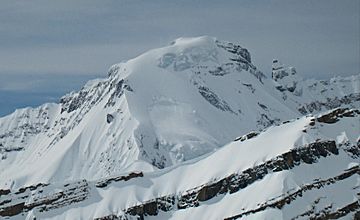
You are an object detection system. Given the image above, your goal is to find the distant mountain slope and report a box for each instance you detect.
[0,36,359,192]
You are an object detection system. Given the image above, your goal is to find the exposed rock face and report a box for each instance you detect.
[298,93,360,114]
[0,181,88,217]
[95,172,144,188]
[272,59,296,80]
[225,166,360,220]
[234,131,258,142]
[106,114,114,124]
[0,173,144,218]
[198,86,235,114]
[272,59,300,93]
[216,40,266,83]
[316,108,360,124]
[215,40,252,63]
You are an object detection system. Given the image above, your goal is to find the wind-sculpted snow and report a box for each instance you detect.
[0,37,359,218]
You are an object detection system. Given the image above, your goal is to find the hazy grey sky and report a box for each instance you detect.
[0,0,359,116]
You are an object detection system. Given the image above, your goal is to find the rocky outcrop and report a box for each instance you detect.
[234,131,258,142]
[0,180,89,217]
[225,165,360,220]
[105,79,133,108]
[100,140,346,219]
[95,172,144,188]
[216,40,266,83]
[106,114,114,123]
[316,108,360,124]
[215,40,252,64]
[309,201,359,220]
[298,93,360,114]
[272,59,300,93]
[198,86,235,114]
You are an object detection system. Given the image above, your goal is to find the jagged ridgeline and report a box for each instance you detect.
[0,36,359,219]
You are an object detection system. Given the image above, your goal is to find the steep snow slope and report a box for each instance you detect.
[0,36,359,190]
[1,108,359,219]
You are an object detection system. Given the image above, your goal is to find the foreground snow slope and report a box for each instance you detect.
[0,36,359,190]
[1,108,359,219]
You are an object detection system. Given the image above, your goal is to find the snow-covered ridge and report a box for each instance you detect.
[0,36,359,192]
[1,108,359,219]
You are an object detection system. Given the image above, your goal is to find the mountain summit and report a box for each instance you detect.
[0,36,359,219]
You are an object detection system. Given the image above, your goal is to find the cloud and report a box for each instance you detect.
[0,73,101,91]
[0,0,358,78]
[0,43,156,75]
[0,0,359,115]
[0,73,102,116]
[0,80,43,91]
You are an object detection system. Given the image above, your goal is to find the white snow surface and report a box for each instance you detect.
[4,112,358,220]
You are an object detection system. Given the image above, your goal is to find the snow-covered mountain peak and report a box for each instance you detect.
[0,36,359,220]
[107,36,256,79]
[0,36,359,193]
[0,36,272,188]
